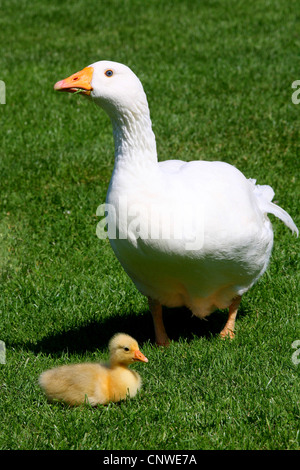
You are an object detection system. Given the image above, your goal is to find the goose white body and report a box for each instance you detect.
[108,159,276,318]
[55,61,298,342]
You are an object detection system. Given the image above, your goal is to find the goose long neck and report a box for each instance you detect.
[109,99,158,169]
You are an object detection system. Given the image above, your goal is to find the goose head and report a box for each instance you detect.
[108,333,148,367]
[54,60,147,117]
[54,60,157,162]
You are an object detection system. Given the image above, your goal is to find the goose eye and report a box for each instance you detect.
[105,69,113,77]
[123,347,130,352]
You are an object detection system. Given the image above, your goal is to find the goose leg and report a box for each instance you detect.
[220,295,242,339]
[148,297,170,346]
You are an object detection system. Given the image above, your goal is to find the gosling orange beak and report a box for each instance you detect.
[54,66,94,95]
[134,350,148,363]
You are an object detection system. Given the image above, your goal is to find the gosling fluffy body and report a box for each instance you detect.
[39,333,148,406]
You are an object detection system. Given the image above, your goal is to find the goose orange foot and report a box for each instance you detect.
[219,295,242,340]
[148,297,170,346]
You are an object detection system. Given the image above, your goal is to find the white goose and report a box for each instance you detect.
[54,61,298,345]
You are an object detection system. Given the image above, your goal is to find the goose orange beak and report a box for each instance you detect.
[54,66,94,95]
[134,350,148,363]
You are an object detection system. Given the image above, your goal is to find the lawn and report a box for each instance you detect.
[0,0,299,451]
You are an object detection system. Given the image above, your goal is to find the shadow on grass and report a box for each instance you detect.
[18,304,247,356]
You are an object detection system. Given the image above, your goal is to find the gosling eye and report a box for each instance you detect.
[105,69,114,77]
[123,347,130,352]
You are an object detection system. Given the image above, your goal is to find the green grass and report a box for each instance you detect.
[0,0,299,450]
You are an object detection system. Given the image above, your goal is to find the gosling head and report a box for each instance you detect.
[108,333,148,367]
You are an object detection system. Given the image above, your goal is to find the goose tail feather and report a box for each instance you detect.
[249,179,299,236]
